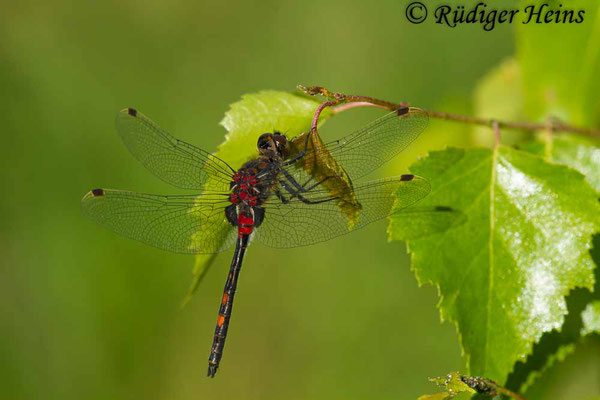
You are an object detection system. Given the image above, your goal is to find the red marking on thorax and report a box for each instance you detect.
[230,172,260,207]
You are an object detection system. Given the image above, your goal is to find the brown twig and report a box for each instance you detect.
[299,85,600,140]
[311,100,338,133]
[425,110,600,139]
[332,101,389,113]
[493,385,529,400]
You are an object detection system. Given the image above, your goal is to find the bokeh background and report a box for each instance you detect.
[1,0,598,399]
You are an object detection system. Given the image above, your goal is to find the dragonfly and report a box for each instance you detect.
[81,105,430,377]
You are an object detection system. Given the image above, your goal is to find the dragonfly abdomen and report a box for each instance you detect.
[208,232,250,377]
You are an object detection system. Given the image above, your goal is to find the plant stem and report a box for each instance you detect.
[332,102,389,113]
[493,385,529,400]
[311,100,338,133]
[424,109,600,139]
[301,85,600,139]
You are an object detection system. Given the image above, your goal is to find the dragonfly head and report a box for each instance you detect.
[257,132,290,158]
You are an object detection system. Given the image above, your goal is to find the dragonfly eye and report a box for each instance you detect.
[257,133,273,150]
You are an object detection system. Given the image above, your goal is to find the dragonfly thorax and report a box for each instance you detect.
[229,172,260,207]
[225,161,276,231]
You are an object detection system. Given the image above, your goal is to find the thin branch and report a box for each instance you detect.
[299,85,600,139]
[493,385,529,400]
[425,109,600,139]
[332,102,389,113]
[311,100,338,133]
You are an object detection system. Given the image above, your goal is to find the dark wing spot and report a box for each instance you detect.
[396,107,409,116]
[91,188,105,197]
[400,174,414,181]
[127,108,138,117]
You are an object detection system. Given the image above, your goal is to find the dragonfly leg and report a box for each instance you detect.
[302,176,337,192]
[280,169,338,193]
[275,189,290,204]
[301,176,315,187]
[282,129,314,166]
[278,179,298,197]
[295,193,338,205]
[296,175,340,192]
[279,180,338,205]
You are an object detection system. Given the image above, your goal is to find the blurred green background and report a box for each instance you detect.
[1,0,597,399]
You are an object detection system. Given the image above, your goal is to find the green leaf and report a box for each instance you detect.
[430,372,477,394]
[418,372,476,400]
[521,133,600,194]
[389,206,467,241]
[417,393,451,400]
[492,0,600,387]
[517,0,600,125]
[389,147,600,383]
[181,253,218,307]
[506,234,600,392]
[506,293,581,393]
[187,91,331,301]
[417,392,473,400]
[420,372,533,400]
[581,300,600,335]
[513,343,577,393]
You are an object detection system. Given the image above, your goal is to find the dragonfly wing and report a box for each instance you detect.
[256,175,430,248]
[286,107,428,181]
[81,189,236,254]
[116,108,234,190]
